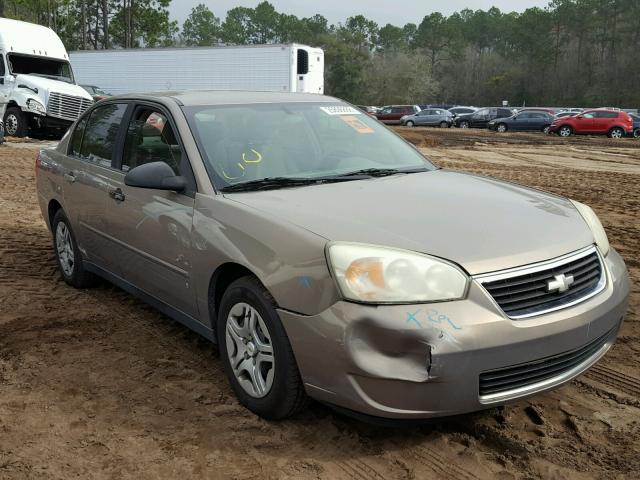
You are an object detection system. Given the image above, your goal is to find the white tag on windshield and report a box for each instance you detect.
[320,106,362,116]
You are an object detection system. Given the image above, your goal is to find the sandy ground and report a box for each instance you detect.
[0,130,639,479]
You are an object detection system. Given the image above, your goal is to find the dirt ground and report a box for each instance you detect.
[0,130,639,480]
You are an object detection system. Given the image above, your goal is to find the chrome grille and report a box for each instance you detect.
[47,92,93,122]
[476,247,605,319]
[479,327,612,397]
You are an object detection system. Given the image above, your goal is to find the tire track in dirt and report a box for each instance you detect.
[335,458,387,480]
[585,364,640,397]
[405,446,480,480]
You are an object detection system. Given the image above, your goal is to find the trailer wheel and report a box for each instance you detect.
[4,107,28,137]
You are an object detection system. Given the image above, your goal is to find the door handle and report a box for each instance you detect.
[109,188,126,202]
[63,172,76,183]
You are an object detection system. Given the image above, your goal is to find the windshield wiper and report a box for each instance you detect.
[333,167,430,178]
[220,176,357,193]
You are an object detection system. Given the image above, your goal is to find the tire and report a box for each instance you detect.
[51,209,98,288]
[608,127,624,139]
[439,121,449,128]
[496,123,508,133]
[217,276,307,420]
[558,125,572,137]
[543,125,551,134]
[634,128,640,139]
[459,120,470,128]
[405,120,415,128]
[3,107,28,137]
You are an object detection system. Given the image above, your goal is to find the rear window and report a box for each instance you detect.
[79,103,128,168]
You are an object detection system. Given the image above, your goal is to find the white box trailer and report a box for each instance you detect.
[70,44,324,95]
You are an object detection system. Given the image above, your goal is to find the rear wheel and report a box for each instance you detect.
[405,120,415,127]
[558,125,572,137]
[439,121,449,128]
[52,209,98,288]
[608,127,624,139]
[496,123,508,133]
[543,125,551,134]
[3,107,28,138]
[634,128,640,139]
[459,120,470,129]
[217,276,307,420]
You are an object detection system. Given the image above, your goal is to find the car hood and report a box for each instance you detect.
[225,170,594,275]
[14,74,93,100]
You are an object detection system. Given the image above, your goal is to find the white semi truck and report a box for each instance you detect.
[70,44,324,95]
[0,18,93,137]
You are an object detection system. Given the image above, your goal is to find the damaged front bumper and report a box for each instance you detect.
[278,248,630,419]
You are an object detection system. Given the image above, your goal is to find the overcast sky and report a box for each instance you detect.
[170,1,550,26]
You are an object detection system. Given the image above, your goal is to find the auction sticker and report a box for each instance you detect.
[340,115,374,134]
[320,105,362,115]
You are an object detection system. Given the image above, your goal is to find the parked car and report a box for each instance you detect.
[453,107,516,128]
[630,113,640,138]
[448,106,477,117]
[488,111,555,133]
[37,91,629,421]
[81,85,111,102]
[356,105,378,115]
[375,105,421,124]
[548,109,634,138]
[401,108,453,128]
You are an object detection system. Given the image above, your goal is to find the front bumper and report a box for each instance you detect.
[279,248,630,419]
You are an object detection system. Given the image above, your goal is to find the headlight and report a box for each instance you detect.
[27,99,46,114]
[570,200,610,256]
[326,243,469,303]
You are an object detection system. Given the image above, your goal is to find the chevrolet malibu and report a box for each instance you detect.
[36,92,630,420]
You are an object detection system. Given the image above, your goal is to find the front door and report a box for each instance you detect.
[0,53,10,123]
[106,105,199,318]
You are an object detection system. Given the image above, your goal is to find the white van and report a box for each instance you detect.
[0,18,93,137]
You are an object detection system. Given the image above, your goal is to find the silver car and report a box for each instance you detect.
[401,108,453,128]
[36,91,630,420]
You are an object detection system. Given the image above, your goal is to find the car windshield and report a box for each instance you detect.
[184,103,435,190]
[7,53,74,83]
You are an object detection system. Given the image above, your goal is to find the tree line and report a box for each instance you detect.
[1,0,639,108]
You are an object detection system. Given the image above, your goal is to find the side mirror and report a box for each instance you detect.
[124,161,187,192]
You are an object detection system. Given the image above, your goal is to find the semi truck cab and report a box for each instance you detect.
[0,18,93,137]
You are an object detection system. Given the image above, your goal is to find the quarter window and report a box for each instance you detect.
[122,108,182,175]
[69,115,89,157]
[79,103,128,168]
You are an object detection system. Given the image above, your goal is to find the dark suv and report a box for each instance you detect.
[453,107,516,129]
[375,105,421,125]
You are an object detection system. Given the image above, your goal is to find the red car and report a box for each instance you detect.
[549,109,634,138]
[375,105,420,125]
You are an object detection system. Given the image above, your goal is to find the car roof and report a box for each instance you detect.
[105,90,342,107]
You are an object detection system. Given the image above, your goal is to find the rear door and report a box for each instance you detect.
[593,111,617,133]
[62,102,129,274]
[105,103,199,317]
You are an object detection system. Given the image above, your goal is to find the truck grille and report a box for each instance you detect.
[479,327,612,397]
[47,92,93,122]
[476,247,605,319]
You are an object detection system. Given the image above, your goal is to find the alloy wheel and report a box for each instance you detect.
[497,124,507,133]
[460,121,470,128]
[559,126,571,137]
[55,222,75,277]
[225,302,275,399]
[610,128,623,139]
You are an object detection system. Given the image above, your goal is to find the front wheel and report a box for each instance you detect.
[459,120,470,128]
[439,121,449,128]
[217,276,307,420]
[608,127,624,139]
[405,120,415,127]
[3,107,28,137]
[496,123,508,133]
[558,125,572,137]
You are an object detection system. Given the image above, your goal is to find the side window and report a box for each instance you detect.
[122,108,182,175]
[69,114,89,157]
[79,103,128,168]
[583,112,595,119]
[517,113,531,120]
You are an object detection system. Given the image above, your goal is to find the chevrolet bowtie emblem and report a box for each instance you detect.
[547,274,575,293]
